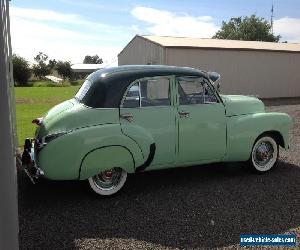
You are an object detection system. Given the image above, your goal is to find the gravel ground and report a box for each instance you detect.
[18,102,300,250]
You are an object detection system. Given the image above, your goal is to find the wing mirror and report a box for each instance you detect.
[208,71,221,92]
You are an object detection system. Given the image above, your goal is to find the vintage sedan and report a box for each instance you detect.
[22,65,292,196]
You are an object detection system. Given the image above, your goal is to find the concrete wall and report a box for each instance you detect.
[118,36,165,66]
[166,48,300,98]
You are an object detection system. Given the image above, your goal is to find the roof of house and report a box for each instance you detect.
[139,35,300,53]
[71,64,103,73]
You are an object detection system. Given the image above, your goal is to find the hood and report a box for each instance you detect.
[220,95,265,116]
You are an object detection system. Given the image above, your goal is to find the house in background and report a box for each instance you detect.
[118,35,300,99]
[71,63,103,79]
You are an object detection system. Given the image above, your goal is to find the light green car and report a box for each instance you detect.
[22,65,292,196]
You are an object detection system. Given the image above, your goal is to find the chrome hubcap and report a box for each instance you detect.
[92,168,123,190]
[254,141,274,166]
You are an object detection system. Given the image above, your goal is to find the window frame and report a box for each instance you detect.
[176,76,221,105]
[120,75,174,108]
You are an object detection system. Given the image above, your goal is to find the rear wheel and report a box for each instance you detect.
[88,167,127,196]
[250,135,278,173]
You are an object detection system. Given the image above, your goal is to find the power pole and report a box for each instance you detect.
[271,2,274,34]
[0,0,19,249]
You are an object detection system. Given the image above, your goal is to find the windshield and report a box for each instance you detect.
[75,80,92,101]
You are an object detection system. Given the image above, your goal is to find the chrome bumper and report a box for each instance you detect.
[21,138,44,184]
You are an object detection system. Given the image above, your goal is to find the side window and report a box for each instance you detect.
[140,78,170,107]
[122,83,140,108]
[122,77,171,108]
[178,77,218,105]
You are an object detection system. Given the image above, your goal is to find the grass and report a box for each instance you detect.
[15,86,81,146]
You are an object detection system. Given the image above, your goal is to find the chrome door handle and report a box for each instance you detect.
[120,113,134,122]
[179,110,190,118]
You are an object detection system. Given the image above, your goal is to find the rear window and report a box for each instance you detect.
[75,80,92,101]
[75,79,106,108]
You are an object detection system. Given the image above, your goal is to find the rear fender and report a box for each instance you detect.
[79,145,135,180]
[37,124,144,180]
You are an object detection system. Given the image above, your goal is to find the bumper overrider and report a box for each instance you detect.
[21,138,44,184]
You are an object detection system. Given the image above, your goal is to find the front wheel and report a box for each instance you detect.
[88,168,127,196]
[250,135,278,173]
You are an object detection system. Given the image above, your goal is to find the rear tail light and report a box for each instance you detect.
[32,117,43,126]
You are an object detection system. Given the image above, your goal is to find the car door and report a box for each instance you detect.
[176,76,226,164]
[120,76,177,169]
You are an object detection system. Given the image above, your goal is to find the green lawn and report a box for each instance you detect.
[15,86,80,146]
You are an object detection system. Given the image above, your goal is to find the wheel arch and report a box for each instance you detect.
[79,145,136,180]
[255,130,285,148]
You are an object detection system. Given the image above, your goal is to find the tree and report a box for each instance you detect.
[48,59,57,69]
[32,52,51,79]
[213,15,280,42]
[83,54,103,64]
[12,54,31,85]
[34,52,48,64]
[55,61,72,79]
[32,62,51,79]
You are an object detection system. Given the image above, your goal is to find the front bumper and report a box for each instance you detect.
[21,138,44,184]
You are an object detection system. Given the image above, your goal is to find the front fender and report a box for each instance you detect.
[225,112,292,162]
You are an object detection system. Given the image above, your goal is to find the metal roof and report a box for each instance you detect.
[141,35,300,52]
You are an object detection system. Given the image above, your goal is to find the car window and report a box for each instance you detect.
[122,77,171,108]
[178,77,218,105]
[140,78,170,107]
[122,83,140,108]
[75,80,92,101]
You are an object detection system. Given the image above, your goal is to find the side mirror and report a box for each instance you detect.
[208,71,221,92]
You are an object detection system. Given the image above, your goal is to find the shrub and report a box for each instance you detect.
[12,54,31,86]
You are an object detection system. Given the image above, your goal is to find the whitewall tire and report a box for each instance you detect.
[250,135,278,173]
[88,168,127,196]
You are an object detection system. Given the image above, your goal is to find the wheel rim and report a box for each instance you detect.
[252,137,277,171]
[92,168,123,191]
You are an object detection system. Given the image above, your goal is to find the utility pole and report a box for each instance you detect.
[0,0,19,249]
[271,2,274,34]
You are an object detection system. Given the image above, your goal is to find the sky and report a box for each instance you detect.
[9,0,300,65]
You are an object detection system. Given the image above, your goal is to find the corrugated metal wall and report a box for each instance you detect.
[166,48,300,98]
[118,36,165,65]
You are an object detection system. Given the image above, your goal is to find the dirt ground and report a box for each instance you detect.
[18,102,300,250]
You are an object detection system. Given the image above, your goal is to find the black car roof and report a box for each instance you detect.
[89,65,207,81]
[82,65,208,108]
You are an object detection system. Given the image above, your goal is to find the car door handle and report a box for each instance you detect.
[120,113,134,122]
[179,110,190,118]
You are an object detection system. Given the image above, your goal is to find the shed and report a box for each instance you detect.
[118,35,300,98]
